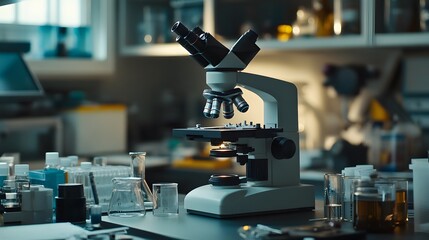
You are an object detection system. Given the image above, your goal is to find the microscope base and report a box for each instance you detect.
[184,184,315,218]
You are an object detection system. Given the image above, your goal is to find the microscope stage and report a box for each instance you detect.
[172,125,282,142]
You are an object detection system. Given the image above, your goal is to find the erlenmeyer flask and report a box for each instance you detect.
[108,177,146,217]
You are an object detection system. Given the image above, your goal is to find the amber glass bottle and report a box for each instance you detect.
[313,0,334,37]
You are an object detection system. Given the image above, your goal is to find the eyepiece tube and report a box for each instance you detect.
[176,36,209,67]
[172,21,229,67]
[172,21,206,51]
[171,21,189,37]
[230,29,260,66]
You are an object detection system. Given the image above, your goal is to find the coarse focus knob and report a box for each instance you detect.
[271,137,296,159]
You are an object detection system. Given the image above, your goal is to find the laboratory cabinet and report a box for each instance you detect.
[20,0,115,79]
[119,0,204,56]
[119,0,429,56]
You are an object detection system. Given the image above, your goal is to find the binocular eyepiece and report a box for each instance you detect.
[172,22,229,67]
[171,21,260,68]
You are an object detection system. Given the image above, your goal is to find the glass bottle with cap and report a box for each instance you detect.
[44,152,65,200]
[14,164,30,193]
[59,157,72,183]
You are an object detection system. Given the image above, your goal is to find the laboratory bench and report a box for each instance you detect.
[145,165,412,200]
[101,195,429,240]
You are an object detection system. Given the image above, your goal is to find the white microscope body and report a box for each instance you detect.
[171,22,314,218]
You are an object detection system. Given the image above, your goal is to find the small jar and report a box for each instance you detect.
[353,180,396,233]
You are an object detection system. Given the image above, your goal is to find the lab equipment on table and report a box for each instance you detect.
[29,152,65,208]
[129,152,153,207]
[108,177,146,218]
[152,183,179,216]
[14,164,30,192]
[0,162,9,188]
[409,158,429,233]
[341,165,376,223]
[66,163,131,212]
[0,204,3,226]
[171,21,314,218]
[238,222,366,240]
[324,173,343,222]
[353,179,396,233]
[0,156,14,178]
[1,179,20,212]
[375,178,408,226]
[20,185,53,224]
[55,183,86,223]
[90,204,102,226]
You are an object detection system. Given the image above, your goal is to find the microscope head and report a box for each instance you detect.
[171,21,260,119]
[171,21,260,70]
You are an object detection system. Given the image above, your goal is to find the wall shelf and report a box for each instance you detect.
[119,0,429,56]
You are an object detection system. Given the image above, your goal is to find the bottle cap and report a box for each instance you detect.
[14,164,29,176]
[0,162,9,176]
[45,152,60,166]
[80,162,92,170]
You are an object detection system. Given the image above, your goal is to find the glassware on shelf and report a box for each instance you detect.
[384,0,420,33]
[333,0,361,35]
[313,0,334,37]
[292,7,316,38]
[421,0,429,31]
[108,177,146,217]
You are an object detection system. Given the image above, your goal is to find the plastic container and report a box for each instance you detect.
[55,183,86,223]
[409,158,429,232]
[29,152,65,208]
[67,164,131,212]
[0,163,9,188]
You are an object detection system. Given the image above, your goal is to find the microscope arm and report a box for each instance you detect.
[237,72,299,132]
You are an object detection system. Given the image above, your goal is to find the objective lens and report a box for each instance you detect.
[233,95,249,113]
[203,99,212,118]
[210,98,222,118]
[223,101,234,119]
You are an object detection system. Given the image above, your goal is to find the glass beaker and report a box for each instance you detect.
[108,177,146,217]
[353,180,395,233]
[324,173,344,222]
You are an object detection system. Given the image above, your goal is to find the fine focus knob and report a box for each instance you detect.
[271,137,296,159]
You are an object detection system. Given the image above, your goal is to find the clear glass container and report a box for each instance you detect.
[108,177,146,217]
[129,152,153,204]
[353,180,396,233]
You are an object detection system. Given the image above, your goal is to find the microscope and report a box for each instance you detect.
[171,22,314,218]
